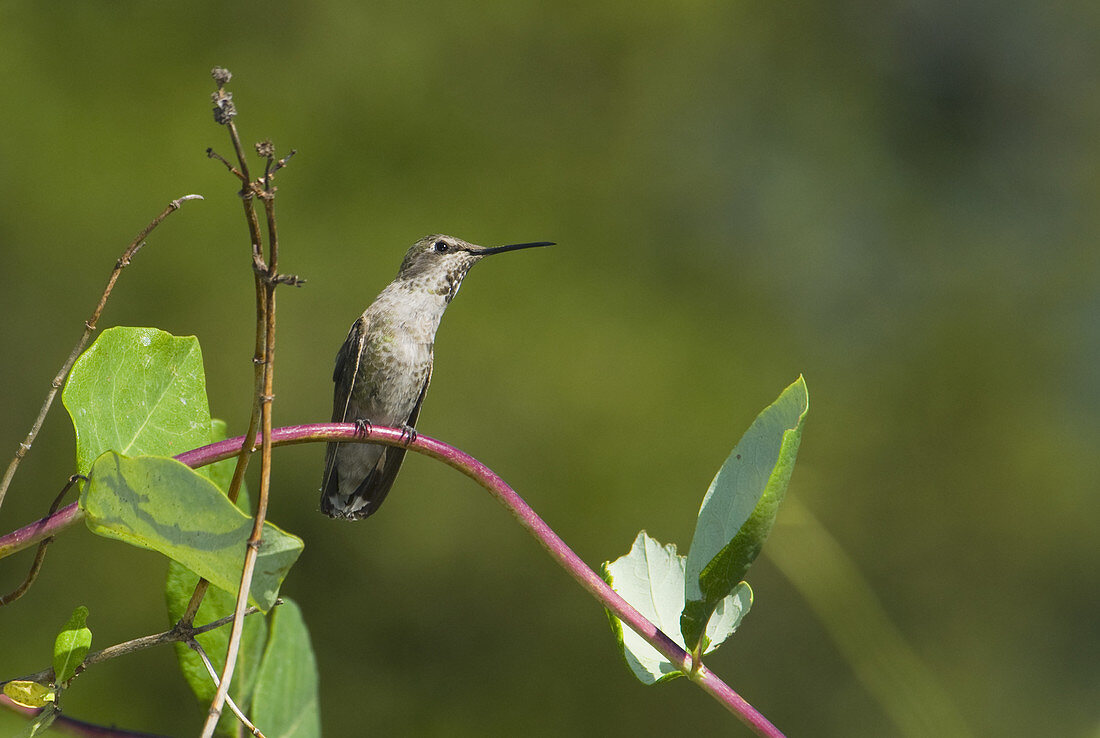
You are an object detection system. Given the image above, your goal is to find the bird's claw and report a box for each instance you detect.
[354,419,373,437]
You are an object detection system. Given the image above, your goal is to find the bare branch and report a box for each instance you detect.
[2,605,270,688]
[189,639,267,737]
[181,68,273,632]
[0,196,202,514]
[206,147,245,182]
[199,69,297,738]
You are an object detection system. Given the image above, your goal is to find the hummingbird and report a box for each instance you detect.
[320,234,553,519]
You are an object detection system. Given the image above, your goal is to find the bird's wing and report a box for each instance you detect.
[320,316,369,501]
[339,360,432,519]
[332,315,369,421]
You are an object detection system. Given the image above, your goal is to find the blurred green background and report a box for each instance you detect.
[2,2,1098,736]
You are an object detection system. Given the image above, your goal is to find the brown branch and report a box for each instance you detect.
[180,69,271,630]
[203,163,282,738]
[188,639,266,737]
[270,149,296,178]
[2,605,270,688]
[205,147,245,182]
[0,194,202,514]
[199,68,296,738]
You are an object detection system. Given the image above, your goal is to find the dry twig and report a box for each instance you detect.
[0,195,202,515]
[2,604,271,688]
[190,639,267,737]
[196,67,298,738]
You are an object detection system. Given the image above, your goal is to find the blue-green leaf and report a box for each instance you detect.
[251,599,321,738]
[681,376,808,651]
[62,326,213,473]
[82,451,302,611]
[601,531,752,685]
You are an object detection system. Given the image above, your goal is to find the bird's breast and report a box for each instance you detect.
[348,327,432,424]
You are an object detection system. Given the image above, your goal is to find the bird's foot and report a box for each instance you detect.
[354,418,373,437]
[399,423,418,446]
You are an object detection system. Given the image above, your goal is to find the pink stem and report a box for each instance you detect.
[1,423,784,737]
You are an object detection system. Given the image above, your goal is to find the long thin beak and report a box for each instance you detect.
[473,241,555,256]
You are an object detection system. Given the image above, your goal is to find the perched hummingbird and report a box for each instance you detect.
[320,234,552,520]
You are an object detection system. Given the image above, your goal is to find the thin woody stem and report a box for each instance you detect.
[2,605,270,688]
[180,71,262,629]
[202,182,281,738]
[189,639,266,737]
[205,147,245,182]
[0,195,202,515]
[184,69,275,632]
[200,68,291,738]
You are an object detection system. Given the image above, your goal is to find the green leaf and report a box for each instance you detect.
[17,704,58,737]
[52,606,92,684]
[601,533,689,686]
[681,376,808,651]
[166,562,268,737]
[251,599,321,738]
[82,451,302,611]
[2,681,55,709]
[63,326,213,474]
[600,531,752,685]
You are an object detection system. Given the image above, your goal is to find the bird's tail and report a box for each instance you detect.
[319,441,406,520]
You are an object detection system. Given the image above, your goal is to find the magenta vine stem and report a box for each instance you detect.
[1,423,783,737]
[1,694,170,737]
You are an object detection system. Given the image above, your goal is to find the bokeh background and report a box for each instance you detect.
[1,3,1098,736]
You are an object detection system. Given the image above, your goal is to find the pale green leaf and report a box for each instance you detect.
[52,606,92,684]
[82,452,302,611]
[681,376,808,651]
[251,599,321,738]
[63,326,212,474]
[2,681,55,709]
[601,531,752,685]
[701,580,753,655]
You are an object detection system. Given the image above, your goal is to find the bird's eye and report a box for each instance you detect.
[433,240,449,252]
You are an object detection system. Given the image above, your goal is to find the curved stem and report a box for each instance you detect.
[1,695,172,737]
[190,424,784,736]
[0,424,784,737]
[0,503,82,559]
